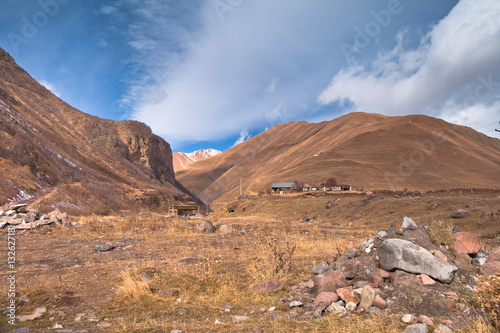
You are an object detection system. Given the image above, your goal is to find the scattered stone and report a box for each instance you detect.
[379,269,390,279]
[232,315,249,323]
[450,209,470,219]
[371,271,384,288]
[367,306,384,315]
[346,249,357,259]
[304,280,315,289]
[316,270,347,294]
[346,241,355,252]
[171,330,183,333]
[378,239,457,283]
[325,201,334,209]
[457,303,466,311]
[359,285,375,310]
[455,252,473,270]
[219,224,233,235]
[253,326,263,333]
[289,300,303,307]
[313,292,339,310]
[139,273,152,281]
[488,247,500,262]
[196,220,214,233]
[405,323,428,333]
[472,258,487,265]
[372,295,386,310]
[158,288,180,297]
[402,314,414,323]
[326,302,347,317]
[434,324,453,333]
[336,287,350,301]
[466,202,474,208]
[480,261,500,278]
[418,315,433,326]
[52,324,63,329]
[402,216,418,230]
[418,274,436,286]
[93,245,114,253]
[428,201,440,210]
[18,295,29,303]
[451,226,459,233]
[313,308,323,318]
[376,230,387,239]
[326,252,337,264]
[17,307,46,322]
[312,261,329,275]
[475,250,488,258]
[268,306,276,312]
[430,250,448,262]
[444,291,459,300]
[445,299,456,308]
[269,314,281,321]
[454,232,480,254]
[178,309,187,316]
[179,256,198,264]
[250,279,284,293]
[344,290,360,305]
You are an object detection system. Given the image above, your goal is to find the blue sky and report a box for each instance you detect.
[0,0,499,153]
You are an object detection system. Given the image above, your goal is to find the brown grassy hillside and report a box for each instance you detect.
[0,47,192,214]
[177,113,500,204]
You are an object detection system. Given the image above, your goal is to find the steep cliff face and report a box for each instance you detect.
[0,47,190,213]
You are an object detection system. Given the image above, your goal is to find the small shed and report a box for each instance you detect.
[169,205,200,216]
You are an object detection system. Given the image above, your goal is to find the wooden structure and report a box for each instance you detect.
[169,205,200,216]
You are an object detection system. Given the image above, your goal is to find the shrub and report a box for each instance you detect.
[473,274,500,327]
[99,205,111,216]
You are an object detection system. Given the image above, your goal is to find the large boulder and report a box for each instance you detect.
[454,232,480,254]
[196,220,214,233]
[378,239,457,283]
[249,279,284,293]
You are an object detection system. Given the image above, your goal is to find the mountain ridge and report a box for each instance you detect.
[176,112,500,205]
[173,148,221,172]
[0,47,192,214]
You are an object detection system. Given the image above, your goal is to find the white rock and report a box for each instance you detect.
[346,301,357,311]
[232,315,249,323]
[289,300,303,307]
[402,314,414,323]
[402,216,418,230]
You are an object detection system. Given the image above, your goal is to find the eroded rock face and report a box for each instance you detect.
[378,239,457,283]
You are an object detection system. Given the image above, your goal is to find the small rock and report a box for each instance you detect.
[434,324,453,333]
[18,295,29,303]
[457,303,466,311]
[219,224,233,235]
[93,245,114,253]
[178,309,187,315]
[480,261,500,278]
[158,288,180,297]
[313,292,339,310]
[454,232,480,254]
[450,209,470,219]
[316,270,347,294]
[52,324,63,329]
[444,291,459,300]
[417,315,433,326]
[17,307,46,322]
[472,258,487,265]
[346,249,357,259]
[312,261,329,275]
[325,200,334,209]
[344,290,361,305]
[430,250,448,262]
[269,314,281,321]
[289,300,303,308]
[402,216,418,230]
[171,330,183,333]
[466,202,474,208]
[326,302,347,317]
[405,323,428,333]
[451,226,459,233]
[196,220,214,233]
[402,314,414,323]
[346,301,357,311]
[179,256,198,264]
[418,274,435,286]
[476,250,488,258]
[253,326,263,333]
[214,319,222,324]
[359,285,375,310]
[487,247,500,261]
[376,230,387,239]
[367,306,384,315]
[372,295,386,310]
[346,241,355,252]
[268,306,276,312]
[379,269,390,279]
[140,273,152,281]
[304,280,315,289]
[232,315,249,323]
[250,279,284,293]
[10,328,30,333]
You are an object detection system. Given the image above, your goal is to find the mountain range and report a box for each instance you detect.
[176,112,500,205]
[173,148,221,172]
[0,47,192,214]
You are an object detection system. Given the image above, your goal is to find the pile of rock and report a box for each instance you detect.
[250,216,499,330]
[0,204,71,229]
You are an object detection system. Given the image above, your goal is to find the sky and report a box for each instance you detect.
[0,0,499,152]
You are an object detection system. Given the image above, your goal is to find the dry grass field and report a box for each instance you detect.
[1,191,499,332]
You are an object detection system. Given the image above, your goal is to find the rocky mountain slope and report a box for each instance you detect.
[176,113,500,205]
[0,47,192,214]
[173,148,221,172]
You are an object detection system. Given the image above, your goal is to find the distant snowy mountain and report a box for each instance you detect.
[173,149,221,172]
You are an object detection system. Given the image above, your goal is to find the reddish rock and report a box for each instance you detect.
[441,319,453,325]
[313,292,339,310]
[326,252,337,265]
[454,232,480,254]
[389,270,419,287]
[344,290,361,305]
[444,291,459,300]
[430,250,448,262]
[445,299,456,309]
[395,229,404,235]
[250,279,284,293]
[455,252,473,270]
[372,295,386,310]
[418,274,436,286]
[480,261,500,278]
[418,315,434,326]
[316,270,347,294]
[303,280,315,289]
[346,241,355,252]
[379,269,390,279]
[336,287,352,301]
[487,247,500,262]
[371,271,385,288]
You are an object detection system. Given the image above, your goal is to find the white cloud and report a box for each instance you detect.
[265,79,278,93]
[40,80,61,98]
[232,130,251,147]
[100,6,117,15]
[318,0,500,136]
